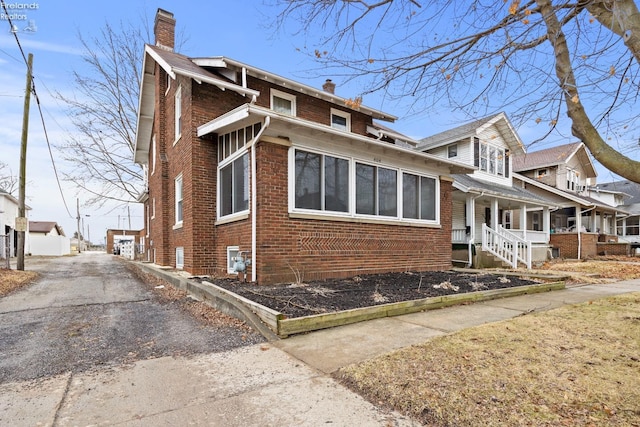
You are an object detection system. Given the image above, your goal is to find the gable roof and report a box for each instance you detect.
[416,112,526,155]
[135,45,397,164]
[597,180,640,205]
[29,221,65,236]
[516,173,625,213]
[512,142,597,178]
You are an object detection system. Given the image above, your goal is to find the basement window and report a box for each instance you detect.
[176,247,184,270]
[227,246,240,274]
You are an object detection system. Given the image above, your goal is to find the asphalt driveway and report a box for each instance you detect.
[0,252,264,384]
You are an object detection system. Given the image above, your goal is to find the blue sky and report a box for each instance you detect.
[0,0,631,245]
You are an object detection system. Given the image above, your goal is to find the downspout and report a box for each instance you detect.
[250,116,270,282]
[578,205,597,260]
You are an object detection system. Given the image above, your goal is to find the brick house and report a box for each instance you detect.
[133,9,472,285]
[513,142,628,258]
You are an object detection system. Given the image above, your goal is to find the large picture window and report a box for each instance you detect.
[291,148,438,224]
[295,151,349,212]
[220,153,249,217]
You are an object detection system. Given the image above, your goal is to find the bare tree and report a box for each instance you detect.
[56,21,146,207]
[0,161,18,195]
[273,0,640,182]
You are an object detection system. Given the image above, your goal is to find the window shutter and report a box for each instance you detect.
[474,137,479,167]
[505,149,510,178]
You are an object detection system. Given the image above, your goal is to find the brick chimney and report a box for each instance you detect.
[322,79,336,94]
[154,8,176,51]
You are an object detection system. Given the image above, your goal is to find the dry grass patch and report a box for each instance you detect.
[540,260,640,284]
[0,268,38,297]
[336,292,640,426]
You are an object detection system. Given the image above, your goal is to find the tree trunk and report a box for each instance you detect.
[537,0,640,183]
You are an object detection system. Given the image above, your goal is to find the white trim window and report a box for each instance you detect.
[176,247,184,269]
[175,174,183,225]
[271,89,296,116]
[356,163,398,217]
[174,85,182,142]
[567,169,580,191]
[447,143,457,158]
[291,148,439,224]
[402,173,437,221]
[295,151,349,212]
[219,151,249,218]
[227,246,240,274]
[151,134,157,175]
[330,108,351,131]
[476,139,507,177]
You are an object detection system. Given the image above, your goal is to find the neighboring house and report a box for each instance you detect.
[106,229,145,260]
[0,189,30,259]
[514,143,628,258]
[28,221,70,256]
[133,9,473,284]
[595,180,640,245]
[417,113,556,268]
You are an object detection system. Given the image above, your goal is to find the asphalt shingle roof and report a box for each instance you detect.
[512,142,581,172]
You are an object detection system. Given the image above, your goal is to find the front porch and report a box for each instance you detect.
[451,191,553,269]
[549,206,628,259]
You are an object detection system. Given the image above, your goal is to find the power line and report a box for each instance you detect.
[1,0,74,219]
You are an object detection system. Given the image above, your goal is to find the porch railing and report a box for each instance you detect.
[482,224,532,269]
[451,228,469,243]
[508,229,548,243]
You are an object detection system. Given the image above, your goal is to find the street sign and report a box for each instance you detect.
[15,217,28,232]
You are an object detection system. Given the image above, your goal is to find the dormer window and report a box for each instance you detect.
[330,108,351,131]
[475,138,508,177]
[271,89,296,116]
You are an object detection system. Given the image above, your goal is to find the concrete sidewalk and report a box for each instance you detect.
[276,280,640,374]
[3,269,639,426]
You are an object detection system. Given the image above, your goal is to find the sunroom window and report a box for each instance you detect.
[291,148,439,224]
[295,151,349,212]
[402,173,436,221]
[219,152,249,217]
[356,163,397,217]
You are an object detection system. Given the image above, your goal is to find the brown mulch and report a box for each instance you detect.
[210,270,543,318]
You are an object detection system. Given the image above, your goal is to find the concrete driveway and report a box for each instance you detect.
[0,253,415,426]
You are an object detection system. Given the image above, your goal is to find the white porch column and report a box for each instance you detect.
[491,198,499,230]
[591,209,597,233]
[543,206,550,242]
[622,217,627,237]
[520,203,527,239]
[466,194,475,240]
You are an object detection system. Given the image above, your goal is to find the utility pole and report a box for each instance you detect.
[17,53,33,271]
[76,198,81,253]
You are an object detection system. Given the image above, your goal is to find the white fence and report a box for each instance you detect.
[28,235,71,256]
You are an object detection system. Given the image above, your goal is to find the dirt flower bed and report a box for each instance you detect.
[0,269,38,297]
[212,270,543,318]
